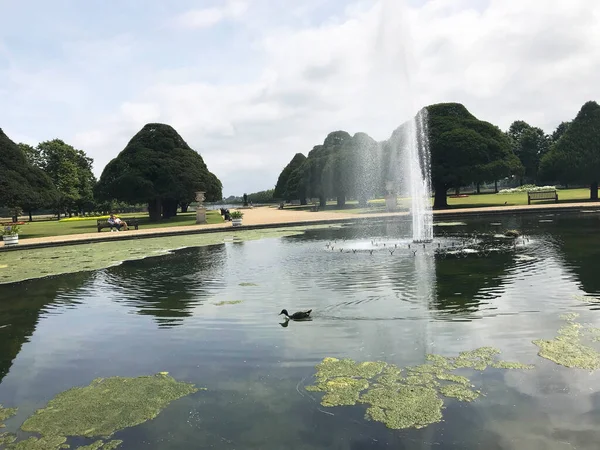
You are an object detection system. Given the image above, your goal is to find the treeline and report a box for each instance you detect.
[0,123,223,221]
[273,101,600,208]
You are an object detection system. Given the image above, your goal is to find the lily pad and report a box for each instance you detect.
[21,373,198,438]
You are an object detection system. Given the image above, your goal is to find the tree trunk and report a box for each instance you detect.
[319,195,326,208]
[11,213,18,223]
[28,210,33,222]
[433,183,448,209]
[148,198,161,221]
[591,181,599,201]
[494,180,498,193]
[454,187,460,196]
[300,196,307,206]
[180,203,189,213]
[162,199,178,219]
[476,182,481,195]
[337,196,346,207]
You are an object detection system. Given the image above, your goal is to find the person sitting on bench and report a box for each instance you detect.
[108,214,128,231]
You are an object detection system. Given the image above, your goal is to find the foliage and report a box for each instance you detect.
[274,153,307,201]
[426,103,524,209]
[246,189,275,203]
[551,121,572,143]
[2,225,20,236]
[539,101,600,199]
[507,120,550,183]
[36,139,97,217]
[230,210,244,219]
[96,123,222,221]
[0,130,57,213]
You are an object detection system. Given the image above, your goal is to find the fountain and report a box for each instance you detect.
[405,108,433,243]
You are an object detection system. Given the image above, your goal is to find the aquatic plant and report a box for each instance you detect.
[0,405,17,423]
[239,282,258,287]
[533,314,600,370]
[0,225,330,285]
[21,373,198,438]
[76,440,123,449]
[0,432,17,446]
[5,435,68,449]
[306,348,533,430]
[214,300,243,306]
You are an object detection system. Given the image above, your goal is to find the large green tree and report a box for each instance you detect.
[274,153,306,201]
[96,123,222,220]
[507,120,550,184]
[427,103,523,209]
[0,130,56,221]
[35,139,96,218]
[539,101,600,200]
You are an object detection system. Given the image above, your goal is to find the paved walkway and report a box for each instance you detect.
[2,202,599,251]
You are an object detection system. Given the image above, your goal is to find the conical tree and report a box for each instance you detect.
[96,123,222,220]
[0,129,56,220]
[540,101,600,200]
[274,153,306,201]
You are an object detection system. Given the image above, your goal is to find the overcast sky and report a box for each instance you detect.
[1,0,598,196]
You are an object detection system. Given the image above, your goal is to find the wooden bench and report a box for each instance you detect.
[527,190,558,205]
[97,218,140,232]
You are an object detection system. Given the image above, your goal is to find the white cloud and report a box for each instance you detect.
[1,0,599,196]
[174,0,248,29]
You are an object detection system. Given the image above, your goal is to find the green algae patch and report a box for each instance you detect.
[0,225,330,285]
[0,405,17,422]
[239,282,258,287]
[0,432,17,446]
[307,348,533,430]
[306,377,369,407]
[533,314,600,370]
[214,300,243,306]
[359,385,443,430]
[21,373,198,438]
[491,361,534,370]
[439,384,481,402]
[6,435,68,449]
[77,440,122,449]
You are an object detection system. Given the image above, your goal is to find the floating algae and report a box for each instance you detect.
[306,348,533,430]
[439,384,481,402]
[214,300,243,306]
[0,405,17,423]
[76,440,123,449]
[359,385,443,429]
[21,373,198,438]
[5,435,68,449]
[0,225,330,285]
[0,432,17,446]
[533,314,600,370]
[239,282,258,287]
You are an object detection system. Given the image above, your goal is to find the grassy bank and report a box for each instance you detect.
[12,211,224,239]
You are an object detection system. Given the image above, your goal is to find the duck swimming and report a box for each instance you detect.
[279,309,312,320]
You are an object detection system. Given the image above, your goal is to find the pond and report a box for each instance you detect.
[1,212,600,449]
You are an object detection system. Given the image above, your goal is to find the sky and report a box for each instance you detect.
[1,0,598,197]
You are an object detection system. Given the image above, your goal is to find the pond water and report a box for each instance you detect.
[1,212,600,449]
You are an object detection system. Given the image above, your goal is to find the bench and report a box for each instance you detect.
[310,203,319,212]
[97,218,139,232]
[527,190,558,205]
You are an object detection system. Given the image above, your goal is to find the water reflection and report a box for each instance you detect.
[103,245,227,327]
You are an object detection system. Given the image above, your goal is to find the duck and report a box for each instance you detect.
[279,309,312,320]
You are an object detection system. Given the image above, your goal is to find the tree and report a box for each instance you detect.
[539,101,600,200]
[285,166,308,205]
[96,123,222,221]
[551,121,572,143]
[36,139,96,218]
[507,120,550,184]
[274,153,306,201]
[0,129,56,221]
[247,189,275,204]
[427,103,523,209]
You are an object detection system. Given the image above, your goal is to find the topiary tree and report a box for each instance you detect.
[274,153,307,201]
[539,101,600,200]
[427,103,523,209]
[96,123,222,221]
[0,129,57,221]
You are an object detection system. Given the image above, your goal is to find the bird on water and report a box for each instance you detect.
[279,309,312,320]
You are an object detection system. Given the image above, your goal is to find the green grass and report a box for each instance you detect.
[14,211,224,239]
[286,188,594,214]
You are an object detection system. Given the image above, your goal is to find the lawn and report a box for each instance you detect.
[286,188,594,214]
[13,211,224,240]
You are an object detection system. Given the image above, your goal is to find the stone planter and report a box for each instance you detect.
[2,234,19,246]
[232,218,243,227]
